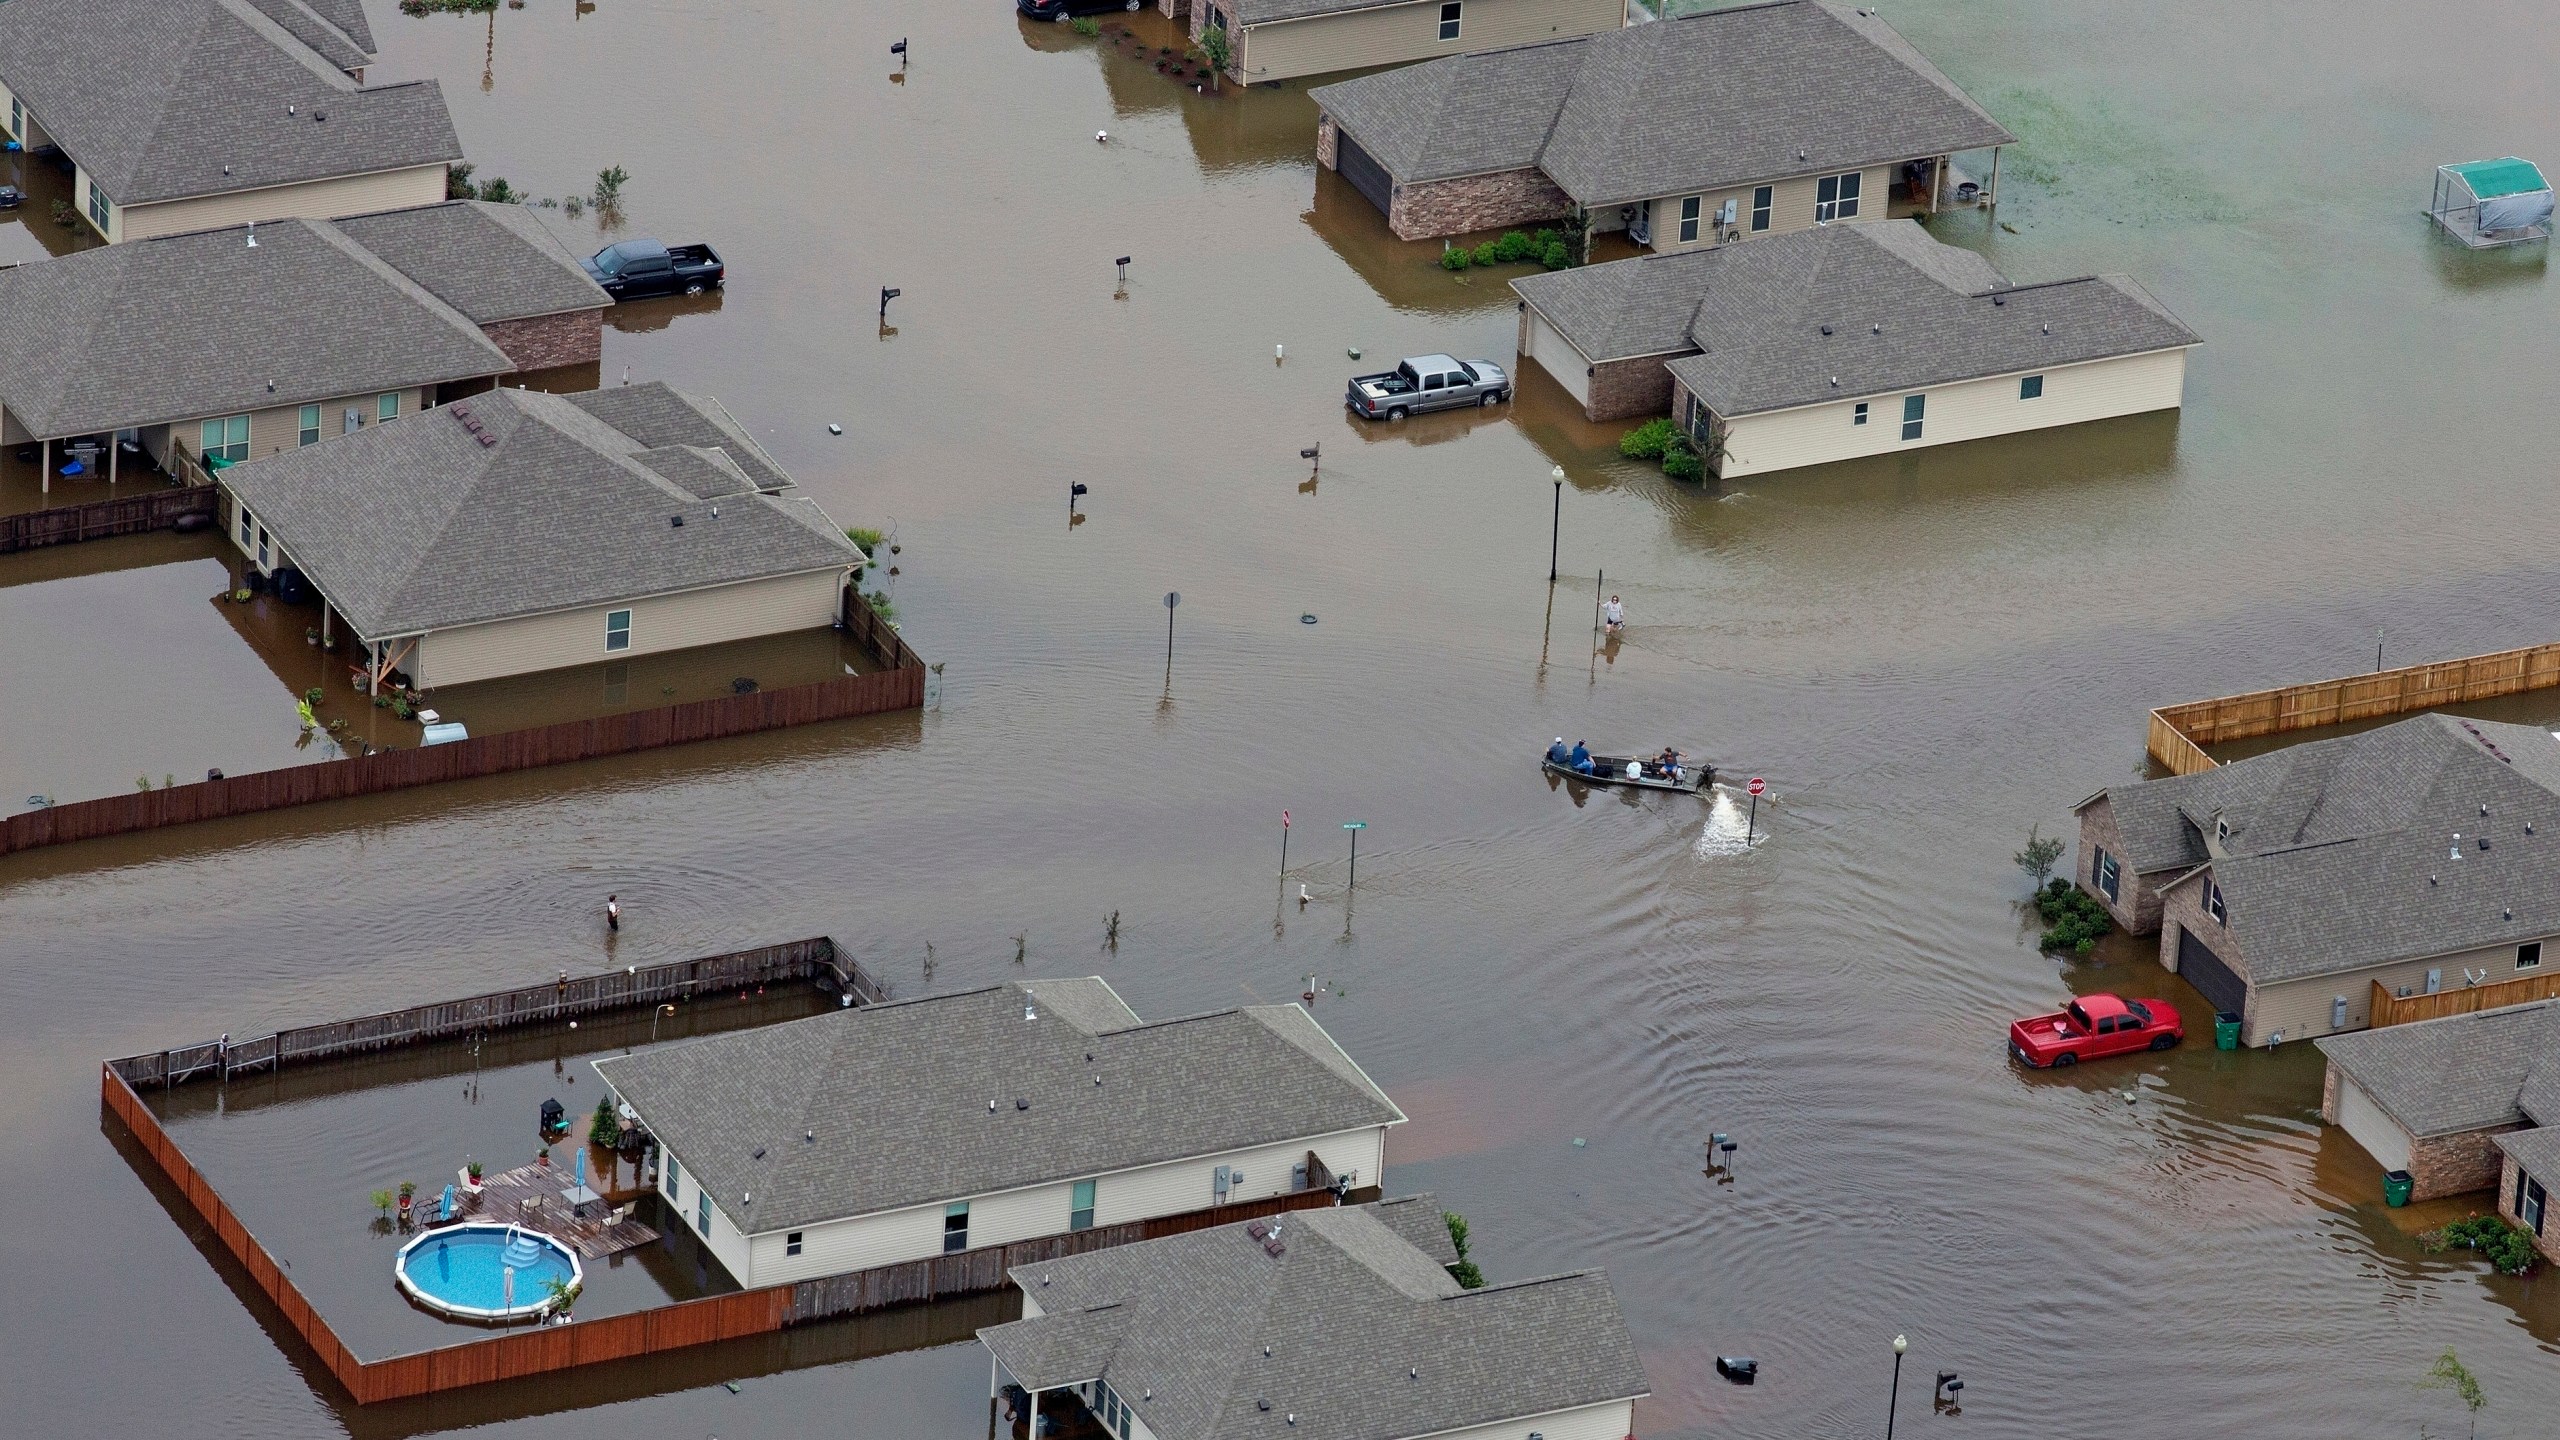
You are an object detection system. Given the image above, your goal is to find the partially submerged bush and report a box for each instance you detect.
[1619,418,1678,459]
[1439,246,1471,272]
[1470,240,1499,268]
[2035,877,2113,954]
[2427,1215,2539,1275]
[1660,440,1704,482]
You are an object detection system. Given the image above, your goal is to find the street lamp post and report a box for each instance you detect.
[1885,1334,1907,1440]
[1548,464,1565,582]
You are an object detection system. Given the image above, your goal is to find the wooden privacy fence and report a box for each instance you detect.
[3,622,924,858]
[2147,640,2560,776]
[102,938,1348,1405]
[0,483,216,554]
[2371,971,2560,1028]
[107,937,878,1089]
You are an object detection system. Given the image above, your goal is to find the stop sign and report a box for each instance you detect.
[1747,776,1766,796]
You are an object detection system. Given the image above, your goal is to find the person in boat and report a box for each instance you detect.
[1546,737,1572,767]
[1569,741,1593,775]
[1658,747,1682,781]
[1625,759,1643,780]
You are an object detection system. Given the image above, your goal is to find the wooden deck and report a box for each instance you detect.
[441,1160,657,1261]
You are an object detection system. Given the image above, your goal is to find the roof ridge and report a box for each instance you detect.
[304,217,510,361]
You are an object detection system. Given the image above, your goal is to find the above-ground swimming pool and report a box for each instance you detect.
[393,1223,582,1324]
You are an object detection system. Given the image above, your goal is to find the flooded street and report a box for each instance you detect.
[11,1,2560,1436]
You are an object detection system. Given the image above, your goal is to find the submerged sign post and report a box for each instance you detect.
[1343,820,1365,892]
[1163,591,1180,670]
[1746,776,1765,843]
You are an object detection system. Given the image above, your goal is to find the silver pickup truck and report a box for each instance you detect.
[1346,354,1511,420]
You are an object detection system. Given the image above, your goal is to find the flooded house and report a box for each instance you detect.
[2075,714,2560,1049]
[1509,219,2196,467]
[2315,1001,2560,1211]
[0,203,605,492]
[214,382,864,692]
[592,980,1404,1291]
[1193,0,1624,89]
[0,0,459,243]
[1309,0,2009,242]
[979,1195,1648,1440]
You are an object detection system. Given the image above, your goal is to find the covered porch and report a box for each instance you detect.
[989,1356,1123,1440]
[0,400,188,516]
[1891,146,2005,218]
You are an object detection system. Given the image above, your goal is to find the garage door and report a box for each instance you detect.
[1337,130,1394,218]
[2334,1078,2413,1172]
[2176,925,2248,1018]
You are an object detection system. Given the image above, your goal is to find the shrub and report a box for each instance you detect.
[1660,440,1705,482]
[1069,15,1099,35]
[1467,240,1496,267]
[1531,228,1561,251]
[2429,1215,2540,1275]
[2017,823,2065,886]
[1442,1210,1485,1288]
[476,177,521,205]
[303,686,324,707]
[2034,877,2113,954]
[590,1092,621,1148]
[446,161,477,199]
[1619,418,1678,460]
[1492,230,1535,263]
[1439,246,1471,272]
[591,164,630,210]
[1538,240,1571,270]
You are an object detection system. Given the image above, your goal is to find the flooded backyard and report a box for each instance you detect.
[10,0,2560,1437]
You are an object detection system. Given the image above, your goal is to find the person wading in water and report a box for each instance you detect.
[606,895,621,933]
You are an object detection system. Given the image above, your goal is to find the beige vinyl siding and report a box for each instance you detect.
[116,162,450,242]
[1243,0,1622,85]
[658,1142,758,1284]
[1416,1399,1639,1440]
[1641,165,1889,251]
[1,80,51,150]
[231,388,426,460]
[1519,306,1592,407]
[1716,345,2189,479]
[415,569,845,689]
[2250,931,2560,1044]
[732,1123,1389,1288]
[2333,1078,2415,1172]
[71,167,118,242]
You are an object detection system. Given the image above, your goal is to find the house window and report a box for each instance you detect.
[2020,374,2045,400]
[2522,1174,2548,1235]
[1815,171,1862,223]
[1437,1,1460,40]
[666,1157,680,1200]
[86,178,110,235]
[2205,882,2227,925]
[237,505,255,548]
[200,414,250,464]
[1206,4,1225,30]
[2214,816,2230,844]
[2521,942,2544,971]
[298,405,322,446]
[786,1230,804,1257]
[1749,184,1772,232]
[2095,848,2121,903]
[1070,1179,1096,1231]
[1899,393,1925,441]
[944,1201,970,1253]
[378,392,400,423]
[696,1191,711,1237]
[7,97,18,140]
[1678,195,1701,244]
[605,609,632,652]
[1852,402,1869,426]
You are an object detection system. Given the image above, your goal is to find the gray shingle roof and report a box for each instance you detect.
[2492,1126,2560,1179]
[982,1199,1646,1440]
[0,216,512,438]
[216,383,861,640]
[332,201,608,324]
[0,0,458,205]
[2106,716,2560,987]
[1229,0,1439,23]
[2316,1002,2560,1137]
[1310,0,2010,201]
[592,980,1405,1235]
[238,0,373,70]
[1516,221,2193,415]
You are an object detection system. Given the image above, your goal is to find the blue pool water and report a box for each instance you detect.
[395,1224,579,1320]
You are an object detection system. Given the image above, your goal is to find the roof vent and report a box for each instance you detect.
[1830,376,1839,387]
[1287,1416,1297,1427]
[1409,1368,1418,1380]
[2482,803,2491,816]
[805,1129,815,1142]
[1258,1401,1272,1412]
[2041,323,2051,335]
[1026,1002,1039,1021]
[2529,823,2536,836]
[989,1099,998,1112]
[751,1146,766,1159]
[312,110,325,122]
[1264,1346,1273,1357]
[671,515,685,527]
[1095,1074,1105,1085]
[1145,1390,1153,1402]
[2452,833,2465,859]
[1819,324,1833,336]
[287,104,296,115]
[1016,1097,1030,1111]
[2505,908,2513,920]
[1871,323,1881,334]
[2430,874,2439,886]
[1992,294,2005,306]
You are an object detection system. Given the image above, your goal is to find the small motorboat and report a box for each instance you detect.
[1542,749,1714,793]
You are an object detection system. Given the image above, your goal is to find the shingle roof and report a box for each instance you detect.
[2316,1002,2560,1137]
[216,383,860,640]
[2106,716,2560,987]
[1310,0,2010,201]
[982,1199,1646,1440]
[1511,221,2193,413]
[0,216,512,438]
[0,0,458,205]
[2492,1126,2560,1179]
[592,980,1405,1234]
[332,201,608,323]
[239,0,373,70]
[1230,0,1433,23]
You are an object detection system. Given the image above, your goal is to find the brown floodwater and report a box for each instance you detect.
[10,0,2560,1436]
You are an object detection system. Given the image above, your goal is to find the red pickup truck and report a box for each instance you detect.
[2008,993,2182,1067]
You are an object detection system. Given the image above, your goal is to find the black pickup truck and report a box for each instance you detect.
[581,239,724,300]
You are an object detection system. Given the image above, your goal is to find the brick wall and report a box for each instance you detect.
[1316,113,1337,171]
[2498,1155,2560,1264]
[2076,795,2165,935]
[1158,0,1189,17]
[481,308,604,371]
[2155,869,2260,1033]
[1582,354,1686,423]
[2407,1124,2520,1201]
[1387,167,1573,242]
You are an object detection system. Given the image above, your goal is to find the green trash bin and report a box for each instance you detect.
[2384,1170,2414,1207]
[2214,1012,2241,1051]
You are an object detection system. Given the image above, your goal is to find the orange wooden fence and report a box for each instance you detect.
[2147,641,2560,776]
[2371,972,2560,1028]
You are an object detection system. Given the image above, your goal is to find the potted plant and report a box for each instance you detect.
[537,1145,551,1169]
[397,1180,416,1218]
[464,1160,484,1190]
